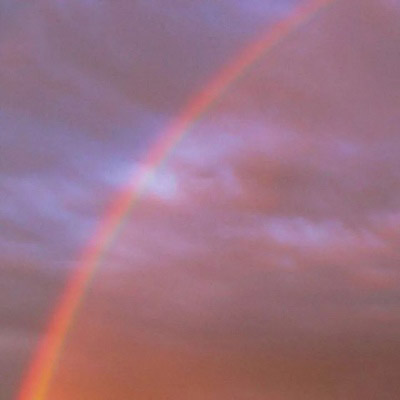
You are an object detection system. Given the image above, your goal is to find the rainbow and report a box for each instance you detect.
[16,1,334,399]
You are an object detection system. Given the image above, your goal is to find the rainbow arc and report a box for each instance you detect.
[16,1,334,398]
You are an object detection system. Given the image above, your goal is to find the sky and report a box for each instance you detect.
[1,0,400,399]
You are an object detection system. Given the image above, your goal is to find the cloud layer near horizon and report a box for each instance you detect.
[1,0,400,399]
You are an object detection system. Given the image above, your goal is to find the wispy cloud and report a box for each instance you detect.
[1,0,400,399]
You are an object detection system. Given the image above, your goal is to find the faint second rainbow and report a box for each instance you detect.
[16,1,334,399]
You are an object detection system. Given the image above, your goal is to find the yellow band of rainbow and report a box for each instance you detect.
[16,1,334,398]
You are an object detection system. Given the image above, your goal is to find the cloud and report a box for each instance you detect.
[1,0,400,399]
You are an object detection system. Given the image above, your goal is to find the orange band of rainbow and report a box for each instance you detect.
[16,1,334,398]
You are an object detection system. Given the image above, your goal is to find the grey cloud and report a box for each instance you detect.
[2,0,400,399]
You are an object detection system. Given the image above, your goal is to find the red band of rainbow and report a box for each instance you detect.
[16,1,334,398]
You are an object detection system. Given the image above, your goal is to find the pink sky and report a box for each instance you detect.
[1,0,400,399]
